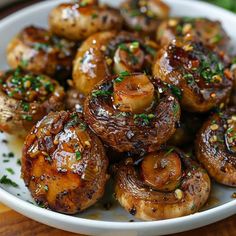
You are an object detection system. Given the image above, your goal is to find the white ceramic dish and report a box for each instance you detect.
[0,0,236,235]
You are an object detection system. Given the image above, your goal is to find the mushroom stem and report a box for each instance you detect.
[113,74,155,113]
[113,42,145,74]
[141,150,182,191]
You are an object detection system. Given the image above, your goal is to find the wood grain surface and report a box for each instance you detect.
[0,1,235,236]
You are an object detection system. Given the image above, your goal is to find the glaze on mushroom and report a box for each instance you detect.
[120,0,170,35]
[0,68,65,138]
[114,148,211,220]
[49,0,123,41]
[21,111,108,214]
[196,107,236,187]
[7,26,77,86]
[157,17,230,51]
[73,31,158,95]
[84,73,180,153]
[153,40,233,112]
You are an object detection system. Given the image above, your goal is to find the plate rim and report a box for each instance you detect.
[0,0,236,232]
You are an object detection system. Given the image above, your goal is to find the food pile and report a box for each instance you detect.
[0,0,235,221]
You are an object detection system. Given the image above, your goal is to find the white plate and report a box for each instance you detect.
[0,0,236,235]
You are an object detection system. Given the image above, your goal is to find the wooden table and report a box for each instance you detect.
[0,1,235,235]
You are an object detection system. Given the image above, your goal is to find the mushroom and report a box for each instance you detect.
[196,107,236,187]
[49,0,123,41]
[7,26,77,87]
[157,17,230,52]
[114,148,211,220]
[120,0,169,35]
[0,68,65,138]
[153,40,233,112]
[84,73,180,153]
[21,111,109,214]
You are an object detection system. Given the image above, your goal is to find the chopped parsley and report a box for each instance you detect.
[44,185,49,192]
[92,90,112,97]
[76,151,81,160]
[20,59,29,68]
[134,113,155,126]
[33,42,50,51]
[165,147,175,156]
[115,71,130,83]
[21,114,33,121]
[0,175,18,187]
[211,34,223,44]
[91,13,98,19]
[168,84,182,100]
[21,102,30,112]
[6,168,15,175]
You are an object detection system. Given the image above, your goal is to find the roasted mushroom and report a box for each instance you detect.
[49,0,123,41]
[21,111,108,214]
[120,0,169,35]
[73,31,158,95]
[114,148,211,220]
[7,26,77,86]
[157,17,230,51]
[153,40,233,112]
[0,68,65,138]
[73,31,116,96]
[196,107,236,187]
[84,73,180,153]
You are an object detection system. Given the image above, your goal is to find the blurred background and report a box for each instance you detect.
[203,0,236,13]
[0,0,235,20]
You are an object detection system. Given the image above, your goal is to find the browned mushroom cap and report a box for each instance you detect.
[7,26,77,87]
[73,31,158,95]
[114,148,211,220]
[157,17,230,52]
[196,107,236,187]
[49,0,123,41]
[120,0,169,35]
[21,111,108,214]
[84,73,180,153]
[0,68,65,138]
[153,40,233,113]
[73,31,116,96]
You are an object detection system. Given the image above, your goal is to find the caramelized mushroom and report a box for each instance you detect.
[21,111,108,214]
[153,40,233,112]
[49,0,123,41]
[157,18,230,51]
[7,26,76,86]
[84,73,180,153]
[73,31,116,95]
[0,68,65,138]
[73,31,158,95]
[196,107,236,187]
[120,0,169,35]
[114,148,211,220]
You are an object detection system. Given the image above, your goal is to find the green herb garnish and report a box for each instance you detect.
[134,113,155,126]
[6,168,15,175]
[168,84,182,100]
[0,175,18,187]
[92,90,112,97]
[76,151,81,160]
[21,114,33,121]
